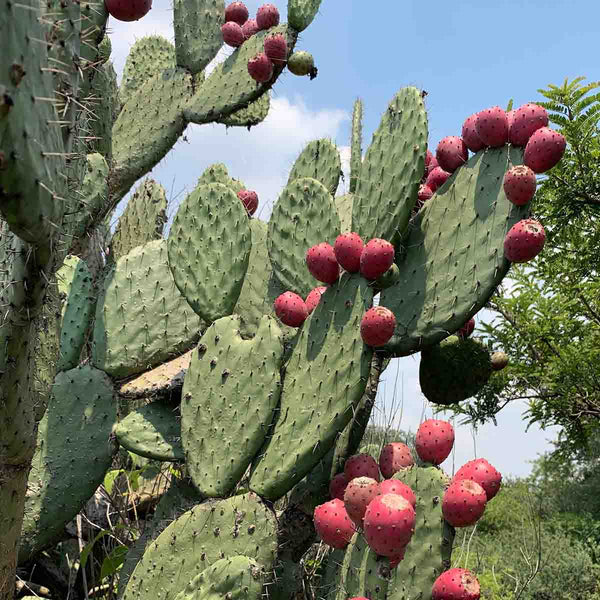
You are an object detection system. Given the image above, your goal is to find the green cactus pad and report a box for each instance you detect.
[122,493,277,600]
[319,549,346,600]
[56,256,94,371]
[168,183,251,323]
[350,99,363,194]
[89,61,119,160]
[288,0,323,31]
[419,336,492,405]
[388,466,454,600]
[181,315,283,497]
[197,163,245,194]
[18,366,116,562]
[111,179,168,261]
[174,0,224,74]
[79,0,109,69]
[268,177,341,298]
[380,146,530,356]
[114,401,184,462]
[352,87,427,245]
[92,239,204,378]
[249,274,374,501]
[218,92,271,128]
[174,555,264,600]
[185,25,296,125]
[335,193,354,232]
[287,139,342,196]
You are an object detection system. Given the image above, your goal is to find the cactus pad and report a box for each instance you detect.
[350,99,363,194]
[287,139,342,196]
[288,0,323,32]
[335,194,354,233]
[218,93,271,128]
[197,163,245,194]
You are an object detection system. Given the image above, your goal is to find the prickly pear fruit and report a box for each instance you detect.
[426,166,451,192]
[379,479,416,509]
[256,3,280,29]
[247,52,274,82]
[442,479,487,527]
[436,136,468,173]
[475,106,509,147]
[378,442,414,478]
[453,458,502,500]
[313,498,355,549]
[359,238,395,280]
[461,113,485,152]
[222,22,245,47]
[363,494,416,557]
[274,292,308,327]
[105,0,151,21]
[360,306,396,347]
[242,18,259,39]
[344,453,381,482]
[329,472,349,500]
[334,232,364,273]
[237,189,259,215]
[503,165,536,206]
[306,242,340,284]
[389,547,406,569]
[264,33,288,63]
[523,126,566,173]
[225,1,249,25]
[491,351,509,371]
[305,286,327,314]
[343,476,381,525]
[432,568,481,600]
[418,184,434,204]
[504,218,545,263]
[425,150,439,176]
[457,318,475,339]
[415,419,455,465]
[287,51,316,77]
[509,103,549,147]
[506,109,515,131]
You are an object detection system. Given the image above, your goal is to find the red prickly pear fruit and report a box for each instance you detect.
[503,218,545,263]
[426,152,439,175]
[224,1,249,25]
[306,242,340,284]
[256,3,280,29]
[104,0,151,21]
[363,494,416,557]
[415,419,455,465]
[329,472,349,500]
[435,136,468,173]
[506,109,515,131]
[343,476,381,525]
[418,184,434,204]
[237,189,258,215]
[457,317,475,339]
[461,113,485,152]
[242,18,259,39]
[523,126,566,174]
[344,453,380,482]
[453,458,502,500]
[247,53,274,83]
[491,351,509,371]
[222,22,245,47]
[378,442,414,478]
[503,165,536,206]
[334,232,364,273]
[475,106,509,148]
[360,306,396,347]
[432,568,481,600]
[379,479,416,509]
[389,547,407,569]
[359,238,395,280]
[273,292,308,327]
[313,498,355,549]
[264,33,288,63]
[442,479,487,527]
[509,103,549,147]
[305,286,327,314]
[425,166,451,192]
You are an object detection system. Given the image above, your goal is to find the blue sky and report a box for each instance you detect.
[107,0,599,479]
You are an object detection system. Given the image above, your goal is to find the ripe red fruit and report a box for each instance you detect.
[503,165,536,206]
[343,476,381,525]
[222,22,245,47]
[359,238,395,280]
[389,547,406,569]
[461,113,485,152]
[416,185,434,210]
[442,479,487,527]
[305,286,327,314]
[306,242,340,284]
[435,136,468,173]
[509,103,549,147]
[344,453,380,482]
[237,189,258,215]
[379,479,416,509]
[503,219,545,263]
[256,3,280,29]
[334,232,364,273]
[105,0,151,21]
[453,458,502,501]
[329,472,349,500]
[247,52,273,83]
[425,166,451,192]
[415,419,455,465]
[360,306,396,347]
[313,498,355,549]
[273,292,308,327]
[475,106,509,147]
[426,152,439,175]
[242,18,259,39]
[457,318,475,339]
[224,1,249,25]
[506,109,515,131]
[432,568,481,600]
[523,126,566,173]
[378,442,414,478]
[263,33,288,63]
